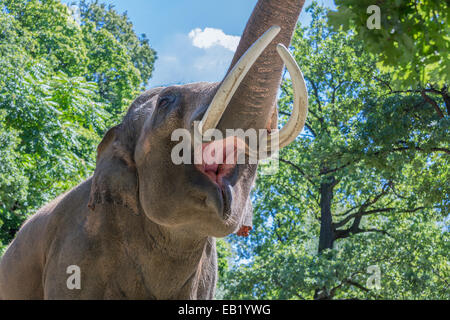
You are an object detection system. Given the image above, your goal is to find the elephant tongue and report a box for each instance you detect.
[197,137,246,186]
[203,163,220,183]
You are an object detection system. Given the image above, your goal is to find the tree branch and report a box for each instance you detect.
[420,90,445,119]
[309,78,323,112]
[344,279,370,292]
[319,161,352,175]
[278,158,315,185]
[334,206,425,241]
[390,146,450,155]
[304,121,317,137]
[380,83,449,117]
[333,185,390,230]
[281,111,317,137]
[335,227,390,240]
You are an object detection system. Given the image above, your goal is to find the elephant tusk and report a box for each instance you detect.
[258,43,308,158]
[197,25,281,137]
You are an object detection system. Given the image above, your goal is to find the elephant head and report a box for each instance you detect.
[88,0,308,239]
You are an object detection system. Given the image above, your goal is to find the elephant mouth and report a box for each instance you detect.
[194,137,244,218]
[195,167,235,219]
[219,177,232,219]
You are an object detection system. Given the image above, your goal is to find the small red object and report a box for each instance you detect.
[237,225,252,237]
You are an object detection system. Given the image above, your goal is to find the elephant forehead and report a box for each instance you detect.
[170,82,220,106]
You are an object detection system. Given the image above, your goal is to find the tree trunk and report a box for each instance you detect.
[315,176,336,299]
[318,177,336,252]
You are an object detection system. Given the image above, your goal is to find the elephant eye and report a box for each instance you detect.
[152,93,178,127]
[158,95,176,109]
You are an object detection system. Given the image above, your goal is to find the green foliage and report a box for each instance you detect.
[3,0,157,118]
[328,0,449,88]
[225,209,448,299]
[78,0,157,117]
[2,0,88,76]
[222,3,449,300]
[0,17,106,241]
[215,238,232,299]
[0,0,155,245]
[79,0,156,85]
[0,111,28,245]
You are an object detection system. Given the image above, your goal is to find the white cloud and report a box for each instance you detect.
[149,30,239,87]
[188,28,240,52]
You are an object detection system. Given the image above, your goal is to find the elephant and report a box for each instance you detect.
[0,0,307,299]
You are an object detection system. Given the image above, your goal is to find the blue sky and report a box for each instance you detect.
[65,0,336,87]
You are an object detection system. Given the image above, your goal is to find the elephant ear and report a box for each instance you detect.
[88,125,140,214]
[236,197,253,237]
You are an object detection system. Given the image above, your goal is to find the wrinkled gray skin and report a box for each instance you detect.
[0,83,254,299]
[0,0,305,299]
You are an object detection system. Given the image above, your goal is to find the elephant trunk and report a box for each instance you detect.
[196,0,308,158]
[217,0,305,131]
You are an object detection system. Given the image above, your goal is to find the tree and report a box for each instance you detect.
[2,0,89,76]
[220,3,449,299]
[0,6,107,241]
[328,0,449,100]
[78,0,156,85]
[3,0,157,118]
[0,110,28,251]
[78,0,157,117]
[0,0,156,246]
